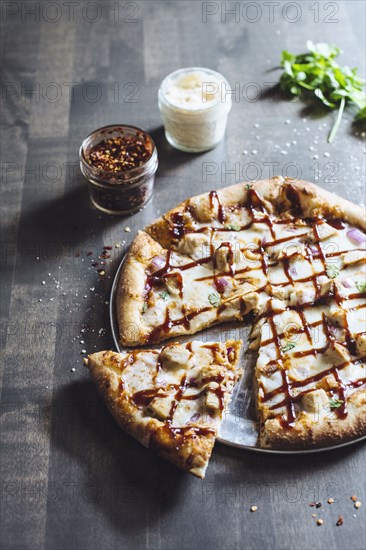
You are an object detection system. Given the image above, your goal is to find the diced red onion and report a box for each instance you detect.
[341,278,353,288]
[289,266,298,276]
[309,245,318,255]
[150,255,166,272]
[215,277,229,294]
[347,228,366,245]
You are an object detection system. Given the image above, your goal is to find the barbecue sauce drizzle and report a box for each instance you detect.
[124,343,229,447]
[145,185,366,426]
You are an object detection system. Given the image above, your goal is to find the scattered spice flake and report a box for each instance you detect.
[327,498,335,504]
[87,251,93,256]
[104,246,113,250]
[100,253,110,259]
[115,242,121,248]
[311,514,316,518]
[317,519,324,526]
[92,262,99,267]
[336,516,343,526]
[250,506,258,512]
[351,495,357,502]
[310,502,322,508]
[354,501,361,509]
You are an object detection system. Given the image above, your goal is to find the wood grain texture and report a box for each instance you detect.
[1,1,365,549]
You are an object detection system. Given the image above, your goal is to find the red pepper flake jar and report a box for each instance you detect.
[79,125,158,215]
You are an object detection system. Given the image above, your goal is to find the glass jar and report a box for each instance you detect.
[79,125,158,215]
[158,67,232,153]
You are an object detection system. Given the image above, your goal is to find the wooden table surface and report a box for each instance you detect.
[1,1,365,549]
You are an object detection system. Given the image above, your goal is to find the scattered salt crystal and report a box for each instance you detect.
[254,123,259,128]
[285,119,291,124]
[71,367,76,372]
[243,150,248,155]
[251,150,258,155]
[42,281,45,285]
[324,152,330,157]
[81,349,86,354]
[125,227,131,233]
[280,150,288,155]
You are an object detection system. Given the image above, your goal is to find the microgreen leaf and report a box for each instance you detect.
[279,42,366,141]
[159,291,169,301]
[226,224,241,231]
[329,398,344,409]
[281,342,296,352]
[356,281,366,293]
[208,293,221,307]
[326,264,340,279]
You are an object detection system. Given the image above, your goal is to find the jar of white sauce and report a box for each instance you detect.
[158,67,232,153]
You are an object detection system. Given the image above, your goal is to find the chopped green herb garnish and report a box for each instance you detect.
[159,291,169,301]
[208,293,221,307]
[326,264,340,279]
[246,184,253,190]
[226,224,241,231]
[141,302,148,314]
[279,41,366,142]
[329,398,344,409]
[356,280,366,293]
[281,342,296,353]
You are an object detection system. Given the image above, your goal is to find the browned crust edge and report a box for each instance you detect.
[260,388,366,449]
[86,342,242,478]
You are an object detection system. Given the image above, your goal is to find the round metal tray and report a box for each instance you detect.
[110,252,366,454]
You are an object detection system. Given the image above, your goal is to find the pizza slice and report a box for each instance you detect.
[85,340,242,477]
[117,230,259,347]
[251,250,366,449]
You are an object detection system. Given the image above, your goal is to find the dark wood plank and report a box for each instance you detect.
[1,1,365,549]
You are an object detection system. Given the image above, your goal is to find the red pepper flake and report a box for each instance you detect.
[336,516,343,526]
[86,132,152,173]
[75,251,80,257]
[309,502,322,508]
[100,253,110,259]
[92,262,99,267]
[103,245,113,250]
[87,251,93,256]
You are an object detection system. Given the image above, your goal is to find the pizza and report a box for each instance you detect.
[116,176,366,450]
[85,340,242,478]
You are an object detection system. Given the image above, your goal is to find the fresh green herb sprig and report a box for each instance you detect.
[329,398,344,409]
[280,41,366,142]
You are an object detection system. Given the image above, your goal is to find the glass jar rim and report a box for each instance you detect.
[80,124,157,180]
[158,67,232,114]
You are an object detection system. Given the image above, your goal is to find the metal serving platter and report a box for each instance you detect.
[110,253,366,455]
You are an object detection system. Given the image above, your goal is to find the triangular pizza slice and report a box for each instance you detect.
[86,340,242,478]
[117,231,258,347]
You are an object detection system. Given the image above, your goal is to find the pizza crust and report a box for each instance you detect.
[261,388,366,449]
[115,177,366,451]
[86,341,242,477]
